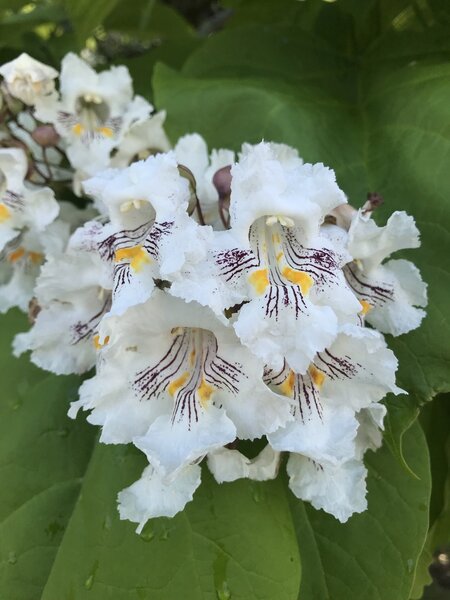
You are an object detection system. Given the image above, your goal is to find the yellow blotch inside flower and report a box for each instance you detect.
[115,245,151,272]
[309,364,326,388]
[197,378,215,408]
[272,233,280,244]
[359,300,372,316]
[28,251,43,264]
[0,203,11,222]
[279,370,295,397]
[93,334,110,350]
[248,268,270,295]
[167,371,190,397]
[72,123,84,136]
[97,126,114,138]
[7,247,25,262]
[282,267,313,295]
[276,251,283,261]
[189,349,196,366]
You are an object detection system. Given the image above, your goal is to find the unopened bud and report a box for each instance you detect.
[31,124,60,147]
[213,165,232,199]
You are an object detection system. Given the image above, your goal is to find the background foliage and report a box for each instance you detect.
[0,1,449,598]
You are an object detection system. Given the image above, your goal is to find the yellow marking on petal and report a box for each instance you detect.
[114,245,151,272]
[248,268,270,295]
[359,300,372,316]
[279,370,295,398]
[0,203,11,222]
[97,126,113,138]
[189,349,196,367]
[272,233,280,244]
[72,123,84,136]
[93,334,110,350]
[28,251,43,264]
[197,378,215,408]
[167,371,190,397]
[7,247,25,262]
[276,251,283,261]
[309,364,326,389]
[282,267,314,295]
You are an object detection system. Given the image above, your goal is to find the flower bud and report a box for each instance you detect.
[31,125,60,147]
[212,165,232,200]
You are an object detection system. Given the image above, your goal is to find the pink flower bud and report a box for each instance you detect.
[31,124,60,147]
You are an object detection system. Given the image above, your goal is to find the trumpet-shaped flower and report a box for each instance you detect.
[36,53,152,175]
[0,52,58,105]
[170,142,361,372]
[13,216,113,374]
[345,210,427,335]
[71,291,291,476]
[0,147,59,251]
[83,152,212,317]
[266,323,402,464]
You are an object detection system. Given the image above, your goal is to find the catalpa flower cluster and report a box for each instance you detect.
[0,54,427,533]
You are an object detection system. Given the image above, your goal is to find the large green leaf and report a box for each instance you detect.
[40,445,301,600]
[291,421,430,600]
[411,395,450,598]
[0,311,97,599]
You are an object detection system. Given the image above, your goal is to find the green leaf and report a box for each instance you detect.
[63,0,120,43]
[410,395,450,598]
[0,311,97,599]
[40,444,301,599]
[291,421,430,600]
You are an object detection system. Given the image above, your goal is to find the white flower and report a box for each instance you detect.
[0,202,95,314]
[71,290,291,476]
[345,210,427,335]
[287,454,368,523]
[13,217,113,374]
[36,53,152,175]
[170,142,361,372]
[0,147,59,251]
[0,53,58,105]
[207,444,281,483]
[83,152,212,317]
[174,133,235,227]
[266,323,402,464]
[118,463,201,532]
[111,110,171,168]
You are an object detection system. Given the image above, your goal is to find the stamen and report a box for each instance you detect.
[266,215,295,227]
